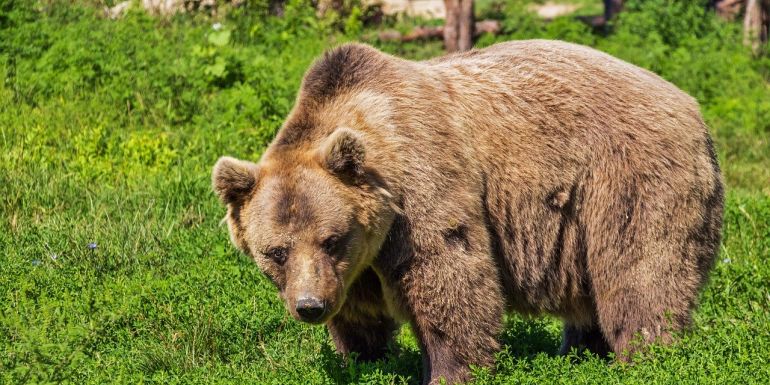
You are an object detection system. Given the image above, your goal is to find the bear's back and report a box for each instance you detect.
[408,40,709,176]
[422,40,700,130]
[427,39,692,107]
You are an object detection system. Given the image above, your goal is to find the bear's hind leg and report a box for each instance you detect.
[592,284,685,361]
[584,165,717,360]
[588,221,695,360]
[560,322,611,357]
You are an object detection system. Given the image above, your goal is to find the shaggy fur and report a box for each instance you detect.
[213,40,724,385]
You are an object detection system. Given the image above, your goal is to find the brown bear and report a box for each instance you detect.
[212,40,723,384]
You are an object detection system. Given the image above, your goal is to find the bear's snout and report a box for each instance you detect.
[296,296,326,322]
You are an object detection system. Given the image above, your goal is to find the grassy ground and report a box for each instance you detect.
[1,0,769,384]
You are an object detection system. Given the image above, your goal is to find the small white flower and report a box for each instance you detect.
[212,22,223,31]
[722,257,731,264]
[50,253,58,261]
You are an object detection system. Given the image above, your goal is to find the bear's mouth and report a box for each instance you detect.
[297,311,328,324]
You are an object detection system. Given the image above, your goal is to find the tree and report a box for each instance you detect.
[577,0,622,28]
[743,0,770,51]
[443,0,474,52]
[604,0,623,22]
[712,0,770,51]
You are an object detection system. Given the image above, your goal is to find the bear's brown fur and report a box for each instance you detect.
[213,40,723,385]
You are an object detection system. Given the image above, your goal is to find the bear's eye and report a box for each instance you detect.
[321,235,342,256]
[264,247,288,265]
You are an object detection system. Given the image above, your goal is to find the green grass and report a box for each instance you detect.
[1,0,769,383]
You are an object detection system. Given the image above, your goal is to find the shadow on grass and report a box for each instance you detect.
[320,317,566,384]
[498,316,562,358]
[321,341,423,384]
[498,317,613,364]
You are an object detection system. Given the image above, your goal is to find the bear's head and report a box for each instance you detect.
[212,127,397,324]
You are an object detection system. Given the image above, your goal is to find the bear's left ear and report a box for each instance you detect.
[317,127,366,183]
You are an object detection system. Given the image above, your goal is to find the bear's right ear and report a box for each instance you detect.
[212,156,259,205]
[317,127,366,183]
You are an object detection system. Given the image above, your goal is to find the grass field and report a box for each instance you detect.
[1,0,769,383]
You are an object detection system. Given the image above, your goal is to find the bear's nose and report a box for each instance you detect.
[296,297,326,322]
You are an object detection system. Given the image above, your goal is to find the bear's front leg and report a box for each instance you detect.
[390,243,505,385]
[327,312,397,361]
[326,268,398,361]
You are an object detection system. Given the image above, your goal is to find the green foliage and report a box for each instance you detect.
[1,0,769,384]
[344,6,364,37]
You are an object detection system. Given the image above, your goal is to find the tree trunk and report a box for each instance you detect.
[458,0,475,51]
[443,0,460,52]
[604,0,623,21]
[578,0,622,28]
[443,0,475,52]
[744,0,769,52]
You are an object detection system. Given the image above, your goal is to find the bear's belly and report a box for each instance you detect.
[486,185,592,321]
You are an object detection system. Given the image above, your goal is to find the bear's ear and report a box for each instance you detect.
[212,156,259,205]
[317,127,366,183]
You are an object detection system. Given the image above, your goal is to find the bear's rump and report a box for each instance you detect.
[482,145,721,323]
